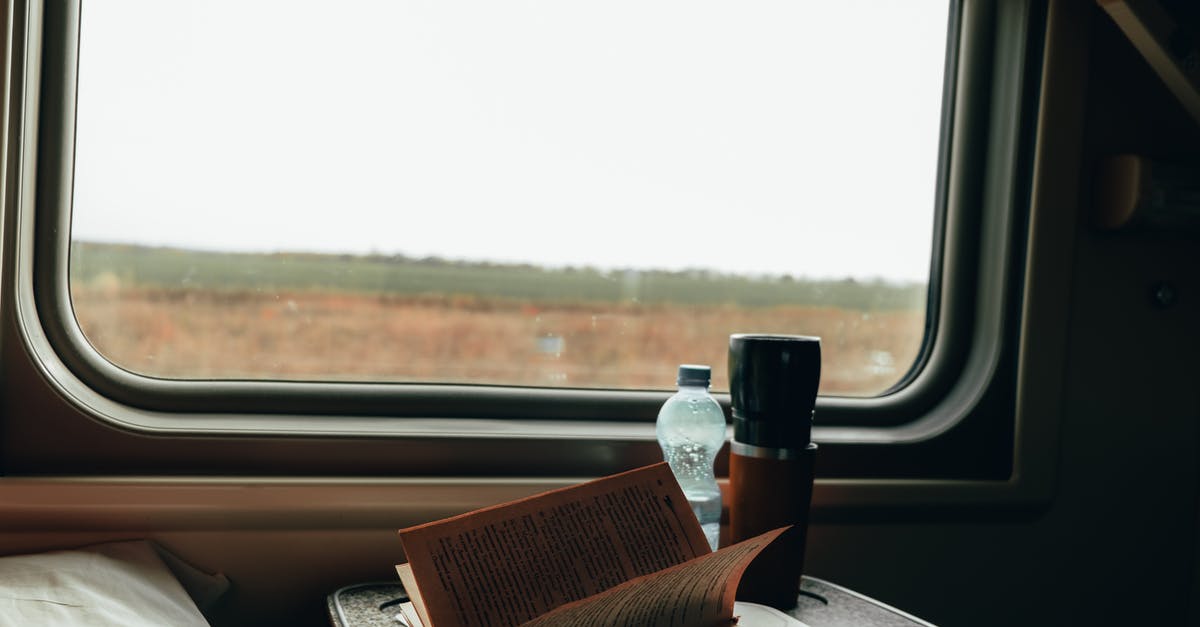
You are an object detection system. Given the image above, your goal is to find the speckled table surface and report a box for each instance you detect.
[327,576,935,627]
[327,582,409,627]
[792,578,935,627]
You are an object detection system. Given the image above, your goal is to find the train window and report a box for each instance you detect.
[66,0,950,397]
[13,0,1039,479]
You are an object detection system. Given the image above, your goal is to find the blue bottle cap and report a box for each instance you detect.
[676,364,712,387]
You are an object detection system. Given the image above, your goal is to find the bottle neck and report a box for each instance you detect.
[677,383,711,393]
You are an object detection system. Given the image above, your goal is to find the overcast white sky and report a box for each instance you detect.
[72,0,950,283]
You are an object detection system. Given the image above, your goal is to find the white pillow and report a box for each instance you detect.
[0,541,213,627]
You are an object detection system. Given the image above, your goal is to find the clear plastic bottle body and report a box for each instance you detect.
[656,382,726,551]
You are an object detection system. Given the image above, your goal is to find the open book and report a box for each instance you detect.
[395,463,808,627]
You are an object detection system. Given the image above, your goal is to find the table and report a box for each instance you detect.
[327,577,936,626]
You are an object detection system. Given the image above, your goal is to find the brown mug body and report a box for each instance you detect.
[728,442,817,610]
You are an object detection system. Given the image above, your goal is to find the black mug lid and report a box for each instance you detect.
[728,334,821,448]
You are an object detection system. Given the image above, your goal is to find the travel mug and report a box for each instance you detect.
[727,334,820,610]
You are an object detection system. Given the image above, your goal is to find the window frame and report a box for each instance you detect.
[3,0,1045,484]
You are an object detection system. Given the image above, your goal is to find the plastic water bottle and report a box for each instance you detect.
[656,364,726,551]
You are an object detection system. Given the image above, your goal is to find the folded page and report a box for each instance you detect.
[519,527,787,627]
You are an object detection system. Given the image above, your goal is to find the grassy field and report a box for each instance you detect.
[69,243,928,394]
[71,242,926,310]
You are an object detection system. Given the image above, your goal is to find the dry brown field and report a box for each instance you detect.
[70,286,926,396]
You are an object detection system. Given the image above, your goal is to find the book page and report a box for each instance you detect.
[520,527,787,627]
[396,563,431,627]
[731,602,811,627]
[397,601,425,627]
[398,463,710,627]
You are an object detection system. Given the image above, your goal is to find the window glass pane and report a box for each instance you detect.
[69,0,949,395]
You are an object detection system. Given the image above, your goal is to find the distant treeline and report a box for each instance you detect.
[70,241,927,311]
